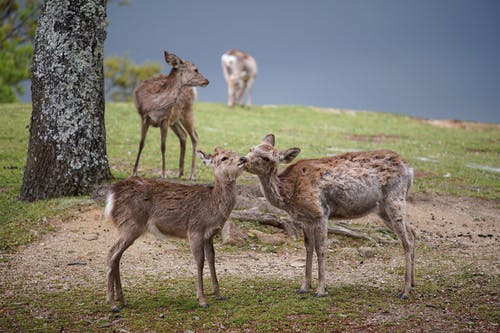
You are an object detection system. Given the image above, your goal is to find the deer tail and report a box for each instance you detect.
[103,191,115,223]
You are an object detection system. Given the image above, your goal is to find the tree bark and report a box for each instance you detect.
[20,0,111,201]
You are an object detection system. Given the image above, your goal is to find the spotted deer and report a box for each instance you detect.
[221,49,257,108]
[243,134,416,299]
[105,148,247,311]
[132,51,209,179]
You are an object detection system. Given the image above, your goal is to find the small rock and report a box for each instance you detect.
[250,229,285,245]
[358,246,377,258]
[221,221,247,246]
[98,321,111,328]
[289,259,306,268]
[67,261,86,266]
[83,233,99,241]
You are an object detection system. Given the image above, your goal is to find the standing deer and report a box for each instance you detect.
[243,134,416,299]
[221,49,257,108]
[132,51,209,179]
[105,147,248,311]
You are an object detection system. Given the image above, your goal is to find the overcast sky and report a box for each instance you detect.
[104,0,500,124]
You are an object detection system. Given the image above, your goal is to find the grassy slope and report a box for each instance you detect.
[0,102,499,331]
[1,102,499,251]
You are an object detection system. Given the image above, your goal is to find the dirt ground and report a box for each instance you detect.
[1,186,498,330]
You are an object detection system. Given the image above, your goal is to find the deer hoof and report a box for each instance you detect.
[399,293,410,300]
[199,303,210,308]
[314,289,328,298]
[111,305,121,313]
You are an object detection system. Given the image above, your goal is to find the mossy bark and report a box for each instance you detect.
[20,0,111,201]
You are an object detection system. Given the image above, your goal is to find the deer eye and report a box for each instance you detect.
[221,156,228,162]
[194,68,199,73]
[262,157,270,162]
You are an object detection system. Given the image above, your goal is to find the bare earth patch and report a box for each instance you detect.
[424,118,500,130]
[1,188,498,331]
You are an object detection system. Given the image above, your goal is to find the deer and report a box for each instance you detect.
[104,147,248,311]
[132,51,209,180]
[243,134,416,299]
[221,49,257,108]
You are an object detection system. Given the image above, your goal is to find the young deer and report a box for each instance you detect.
[243,134,416,299]
[132,51,209,179]
[105,148,247,311]
[221,49,257,108]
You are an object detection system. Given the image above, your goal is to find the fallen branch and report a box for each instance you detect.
[230,209,299,240]
[230,209,383,242]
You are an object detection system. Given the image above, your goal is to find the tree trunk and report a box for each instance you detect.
[20,0,111,201]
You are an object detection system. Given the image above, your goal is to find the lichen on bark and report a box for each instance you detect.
[21,0,111,201]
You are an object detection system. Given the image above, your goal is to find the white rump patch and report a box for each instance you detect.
[103,192,114,220]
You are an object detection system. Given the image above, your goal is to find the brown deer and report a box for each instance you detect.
[105,147,248,311]
[132,51,209,179]
[221,49,257,108]
[243,134,416,299]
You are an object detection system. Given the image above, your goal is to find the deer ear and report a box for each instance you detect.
[262,134,275,146]
[196,150,213,166]
[279,148,300,163]
[164,51,181,68]
[214,147,224,154]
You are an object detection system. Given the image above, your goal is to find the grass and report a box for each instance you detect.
[0,102,499,331]
[1,102,499,251]
[1,265,498,332]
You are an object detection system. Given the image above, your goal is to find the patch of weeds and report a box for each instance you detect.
[2,272,499,332]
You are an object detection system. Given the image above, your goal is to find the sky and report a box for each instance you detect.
[104,0,500,124]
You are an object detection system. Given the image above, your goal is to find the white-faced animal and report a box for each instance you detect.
[221,49,257,108]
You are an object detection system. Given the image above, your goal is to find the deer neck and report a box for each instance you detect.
[212,178,238,221]
[166,69,187,103]
[258,172,286,209]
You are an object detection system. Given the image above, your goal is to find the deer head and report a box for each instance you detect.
[164,51,209,87]
[197,147,247,183]
[244,134,301,175]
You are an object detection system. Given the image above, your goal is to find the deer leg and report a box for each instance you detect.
[204,237,222,300]
[189,234,208,307]
[132,120,150,176]
[107,230,140,312]
[180,116,198,180]
[313,219,328,297]
[406,224,416,287]
[227,82,235,107]
[170,122,187,178]
[245,77,255,108]
[160,122,169,178]
[236,83,245,107]
[298,224,315,294]
[379,198,414,299]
